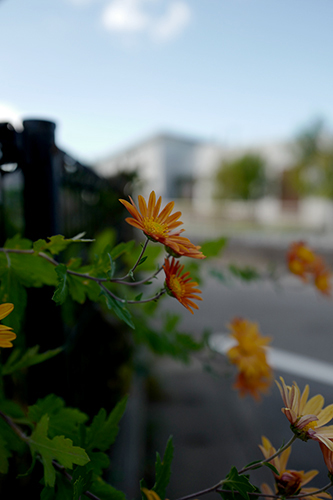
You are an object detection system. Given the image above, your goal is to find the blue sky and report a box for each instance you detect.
[1,0,333,164]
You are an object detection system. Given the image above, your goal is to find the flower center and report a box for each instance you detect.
[301,420,318,433]
[168,276,185,298]
[143,217,168,238]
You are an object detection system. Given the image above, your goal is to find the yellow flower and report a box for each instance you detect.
[259,436,331,500]
[276,377,333,450]
[163,257,202,314]
[141,489,169,500]
[0,303,16,348]
[227,318,272,377]
[119,191,183,244]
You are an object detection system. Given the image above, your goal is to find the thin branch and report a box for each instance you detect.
[239,434,297,474]
[110,265,164,286]
[52,461,102,500]
[115,237,149,280]
[174,480,225,500]
[99,282,166,304]
[0,409,28,442]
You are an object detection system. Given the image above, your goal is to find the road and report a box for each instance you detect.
[142,243,333,500]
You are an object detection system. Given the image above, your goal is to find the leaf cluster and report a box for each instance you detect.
[0,393,128,499]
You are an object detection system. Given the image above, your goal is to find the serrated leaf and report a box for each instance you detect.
[28,414,90,487]
[52,264,68,305]
[153,436,174,500]
[2,345,63,375]
[100,289,135,329]
[28,394,88,443]
[222,467,257,500]
[4,234,32,250]
[86,396,127,452]
[33,234,93,256]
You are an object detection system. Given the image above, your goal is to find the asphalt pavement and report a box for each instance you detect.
[114,234,333,500]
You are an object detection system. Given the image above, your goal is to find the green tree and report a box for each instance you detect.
[214,153,266,200]
[288,119,333,199]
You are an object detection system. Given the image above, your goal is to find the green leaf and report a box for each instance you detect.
[0,251,57,288]
[28,394,89,443]
[86,396,127,452]
[201,237,227,258]
[221,467,257,500]
[72,465,93,500]
[228,264,260,282]
[33,234,93,256]
[87,451,110,477]
[0,434,12,474]
[153,436,174,500]
[263,462,279,475]
[85,479,126,500]
[41,486,56,500]
[133,313,204,362]
[101,289,135,329]
[28,414,90,487]
[0,266,27,335]
[52,264,68,305]
[4,234,32,250]
[2,345,63,375]
[110,240,135,260]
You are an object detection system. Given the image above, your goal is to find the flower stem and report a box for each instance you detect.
[238,434,297,474]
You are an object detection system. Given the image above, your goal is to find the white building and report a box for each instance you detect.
[94,131,333,232]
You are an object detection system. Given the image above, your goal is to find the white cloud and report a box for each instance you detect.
[101,0,191,41]
[151,2,191,41]
[102,0,150,33]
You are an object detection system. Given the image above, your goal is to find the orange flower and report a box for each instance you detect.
[119,191,183,244]
[233,371,272,401]
[163,257,202,314]
[260,436,331,500]
[227,318,273,400]
[164,233,206,260]
[0,303,16,348]
[276,377,333,450]
[119,191,206,259]
[319,440,333,476]
[287,241,331,295]
[287,241,316,280]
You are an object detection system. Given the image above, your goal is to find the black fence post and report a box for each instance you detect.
[18,119,68,403]
[21,119,60,240]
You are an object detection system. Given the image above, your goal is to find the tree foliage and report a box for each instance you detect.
[214,153,266,200]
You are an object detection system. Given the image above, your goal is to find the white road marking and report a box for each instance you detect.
[209,333,333,386]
